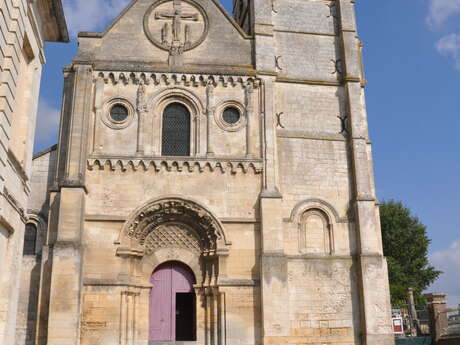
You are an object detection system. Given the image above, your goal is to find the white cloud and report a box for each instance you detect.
[63,0,131,37]
[429,241,460,306]
[427,0,460,26]
[34,99,61,152]
[436,33,460,70]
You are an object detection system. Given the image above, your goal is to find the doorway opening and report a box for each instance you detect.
[176,293,196,341]
[149,261,196,342]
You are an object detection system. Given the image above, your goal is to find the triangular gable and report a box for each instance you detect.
[76,0,253,73]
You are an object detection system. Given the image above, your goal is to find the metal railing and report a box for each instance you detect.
[445,307,460,336]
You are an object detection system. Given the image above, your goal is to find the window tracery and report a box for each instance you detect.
[162,103,191,156]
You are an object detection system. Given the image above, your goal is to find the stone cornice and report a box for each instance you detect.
[73,61,257,77]
[87,157,263,174]
[93,70,260,87]
[7,149,29,188]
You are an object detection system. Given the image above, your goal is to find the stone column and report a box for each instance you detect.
[92,75,104,154]
[245,81,254,158]
[136,80,147,155]
[425,293,448,343]
[120,290,140,345]
[206,81,215,157]
[336,1,394,344]
[195,288,206,345]
[45,64,93,345]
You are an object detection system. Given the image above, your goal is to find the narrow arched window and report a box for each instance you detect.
[162,103,191,156]
[23,223,37,256]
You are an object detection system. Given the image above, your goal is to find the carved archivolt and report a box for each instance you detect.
[121,197,229,256]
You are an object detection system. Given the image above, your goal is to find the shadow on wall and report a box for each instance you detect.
[25,258,42,345]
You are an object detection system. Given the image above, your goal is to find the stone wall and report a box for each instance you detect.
[28,146,58,215]
[15,146,57,345]
[0,1,67,344]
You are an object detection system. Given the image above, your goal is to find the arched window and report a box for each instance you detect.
[23,223,37,256]
[162,103,191,156]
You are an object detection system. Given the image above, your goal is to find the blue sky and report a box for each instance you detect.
[35,0,460,305]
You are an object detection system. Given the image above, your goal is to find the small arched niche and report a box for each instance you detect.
[299,208,333,255]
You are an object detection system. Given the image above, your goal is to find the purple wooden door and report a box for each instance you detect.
[149,262,195,341]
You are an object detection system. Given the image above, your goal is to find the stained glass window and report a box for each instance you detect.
[223,107,241,125]
[110,104,129,122]
[162,103,191,156]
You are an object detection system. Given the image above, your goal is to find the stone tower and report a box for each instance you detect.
[25,0,395,345]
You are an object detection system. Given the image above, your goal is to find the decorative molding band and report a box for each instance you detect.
[286,254,354,261]
[220,217,259,224]
[83,278,152,289]
[7,150,30,194]
[87,157,263,174]
[1,187,27,223]
[83,278,259,288]
[86,215,127,222]
[0,215,15,234]
[218,279,260,287]
[93,71,260,87]
[356,195,376,202]
[257,71,278,77]
[276,77,341,86]
[277,129,347,142]
[275,29,337,37]
[86,215,260,224]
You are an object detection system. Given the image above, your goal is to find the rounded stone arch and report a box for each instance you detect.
[139,248,202,286]
[299,208,333,255]
[289,198,343,225]
[117,195,230,254]
[289,199,343,256]
[117,196,230,285]
[149,88,205,156]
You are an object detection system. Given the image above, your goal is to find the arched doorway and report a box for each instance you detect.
[149,261,196,342]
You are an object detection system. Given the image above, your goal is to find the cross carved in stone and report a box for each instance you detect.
[155,0,199,46]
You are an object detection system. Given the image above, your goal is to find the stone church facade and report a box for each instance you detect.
[22,0,395,345]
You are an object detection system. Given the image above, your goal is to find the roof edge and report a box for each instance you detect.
[49,0,69,42]
[33,144,58,160]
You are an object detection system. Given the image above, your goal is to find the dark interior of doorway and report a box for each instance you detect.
[176,293,196,341]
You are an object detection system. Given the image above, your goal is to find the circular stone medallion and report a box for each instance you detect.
[144,0,208,53]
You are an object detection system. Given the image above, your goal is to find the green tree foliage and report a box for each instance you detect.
[380,200,441,307]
